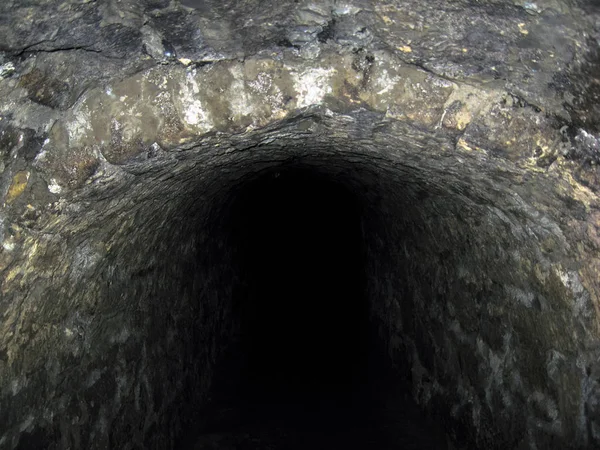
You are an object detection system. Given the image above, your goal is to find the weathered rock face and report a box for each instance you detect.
[1,0,599,448]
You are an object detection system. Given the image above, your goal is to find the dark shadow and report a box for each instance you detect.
[233,167,369,406]
[182,166,449,449]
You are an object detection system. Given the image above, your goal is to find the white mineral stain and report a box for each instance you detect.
[267,86,286,117]
[161,75,170,89]
[293,67,335,108]
[2,238,15,251]
[523,2,541,13]
[333,4,361,15]
[374,69,398,96]
[228,66,253,119]
[0,62,15,78]
[248,72,272,94]
[185,100,209,126]
[180,71,213,131]
[70,242,103,283]
[66,110,92,142]
[558,269,584,294]
[48,178,62,194]
[186,70,200,94]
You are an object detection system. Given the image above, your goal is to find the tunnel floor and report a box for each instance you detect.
[180,168,451,449]
[183,352,450,450]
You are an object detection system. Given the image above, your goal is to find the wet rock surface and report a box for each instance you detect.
[1,0,600,449]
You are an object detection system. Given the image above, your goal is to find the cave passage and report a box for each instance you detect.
[3,105,595,450]
[233,168,369,401]
[3,0,600,447]
[183,167,450,449]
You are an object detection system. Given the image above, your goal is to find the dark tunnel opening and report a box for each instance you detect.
[231,168,370,401]
[180,166,451,449]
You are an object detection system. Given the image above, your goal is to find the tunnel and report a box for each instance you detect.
[154,143,600,449]
[226,166,369,400]
[1,0,600,449]
[138,144,498,449]
[2,101,600,450]
[5,115,596,449]
[179,163,454,449]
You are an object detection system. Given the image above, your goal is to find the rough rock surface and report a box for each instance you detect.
[0,0,599,449]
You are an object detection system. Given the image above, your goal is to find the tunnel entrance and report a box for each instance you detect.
[181,166,451,449]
